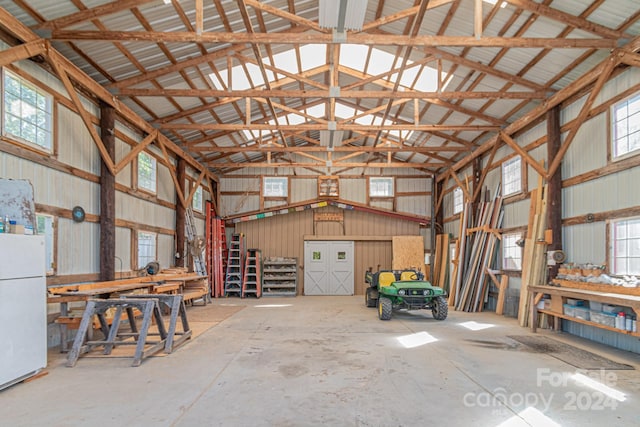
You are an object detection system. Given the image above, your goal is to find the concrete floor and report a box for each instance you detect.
[2,296,640,427]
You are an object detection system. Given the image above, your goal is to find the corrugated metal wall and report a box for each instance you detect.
[235,205,420,295]
[0,58,198,280]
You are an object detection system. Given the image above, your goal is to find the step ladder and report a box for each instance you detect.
[186,206,206,277]
[242,249,262,298]
[224,233,244,297]
[206,201,227,298]
[212,217,229,297]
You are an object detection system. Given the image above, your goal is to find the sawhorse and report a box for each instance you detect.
[122,294,192,353]
[66,298,167,367]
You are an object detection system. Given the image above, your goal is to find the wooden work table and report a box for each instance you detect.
[47,272,208,352]
[528,282,640,338]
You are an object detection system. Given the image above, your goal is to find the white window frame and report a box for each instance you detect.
[370,177,394,198]
[453,187,464,215]
[137,231,157,270]
[502,155,522,197]
[502,232,523,271]
[137,151,157,194]
[192,185,203,212]
[2,68,53,152]
[610,217,640,276]
[263,177,288,198]
[36,213,55,275]
[611,92,640,160]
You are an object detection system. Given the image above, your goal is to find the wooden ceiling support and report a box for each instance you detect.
[49,30,618,49]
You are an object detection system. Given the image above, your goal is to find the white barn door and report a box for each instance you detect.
[304,241,354,295]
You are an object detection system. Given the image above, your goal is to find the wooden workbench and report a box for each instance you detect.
[528,283,640,338]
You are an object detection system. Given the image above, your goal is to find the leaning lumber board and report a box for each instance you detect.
[496,274,509,315]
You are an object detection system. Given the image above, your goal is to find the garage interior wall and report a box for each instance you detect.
[235,205,421,295]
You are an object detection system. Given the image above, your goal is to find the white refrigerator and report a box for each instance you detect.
[0,233,47,391]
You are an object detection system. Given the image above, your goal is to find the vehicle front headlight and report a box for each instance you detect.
[398,289,406,296]
[423,289,431,296]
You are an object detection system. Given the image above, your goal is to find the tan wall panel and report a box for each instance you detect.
[355,241,392,296]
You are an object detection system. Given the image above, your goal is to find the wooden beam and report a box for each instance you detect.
[547,105,562,280]
[617,50,640,68]
[0,40,46,68]
[190,145,470,153]
[474,0,483,39]
[35,0,158,30]
[499,131,547,178]
[438,41,639,183]
[449,171,471,202]
[0,12,218,183]
[47,52,117,175]
[471,137,500,203]
[49,30,618,49]
[195,0,203,35]
[423,46,545,91]
[360,0,455,32]
[208,161,442,169]
[115,87,546,100]
[160,123,499,132]
[546,56,618,179]
[244,0,325,32]
[156,137,186,208]
[505,0,630,40]
[100,102,116,281]
[113,130,157,174]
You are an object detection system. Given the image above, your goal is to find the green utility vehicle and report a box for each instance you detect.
[364,268,448,321]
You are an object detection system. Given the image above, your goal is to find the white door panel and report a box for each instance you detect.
[304,241,353,295]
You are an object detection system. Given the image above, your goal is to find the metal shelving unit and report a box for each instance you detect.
[262,257,297,296]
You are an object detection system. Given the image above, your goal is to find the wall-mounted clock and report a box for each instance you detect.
[72,206,85,223]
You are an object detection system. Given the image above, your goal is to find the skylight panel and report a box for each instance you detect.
[339,44,368,72]
[271,49,298,75]
[367,48,398,77]
[299,45,327,72]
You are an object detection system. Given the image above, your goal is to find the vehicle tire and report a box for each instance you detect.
[365,287,378,308]
[378,297,392,320]
[432,296,448,320]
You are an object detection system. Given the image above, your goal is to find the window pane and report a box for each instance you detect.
[502,156,522,196]
[611,217,640,275]
[192,186,203,211]
[3,70,53,150]
[137,231,157,268]
[137,152,157,192]
[629,96,640,115]
[613,95,640,159]
[263,177,287,197]
[370,177,394,197]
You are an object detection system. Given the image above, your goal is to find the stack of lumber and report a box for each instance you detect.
[518,178,549,327]
[453,186,504,312]
[432,234,450,292]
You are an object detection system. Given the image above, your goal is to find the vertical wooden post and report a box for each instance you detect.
[100,102,116,281]
[547,106,562,279]
[472,157,482,221]
[176,158,186,267]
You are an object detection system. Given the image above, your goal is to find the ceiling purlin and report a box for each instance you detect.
[463,0,617,169]
[35,0,156,30]
[416,0,537,173]
[245,0,327,33]
[405,0,463,165]
[505,0,630,39]
[130,5,212,145]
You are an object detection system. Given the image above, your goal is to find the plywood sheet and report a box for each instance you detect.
[392,235,424,272]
